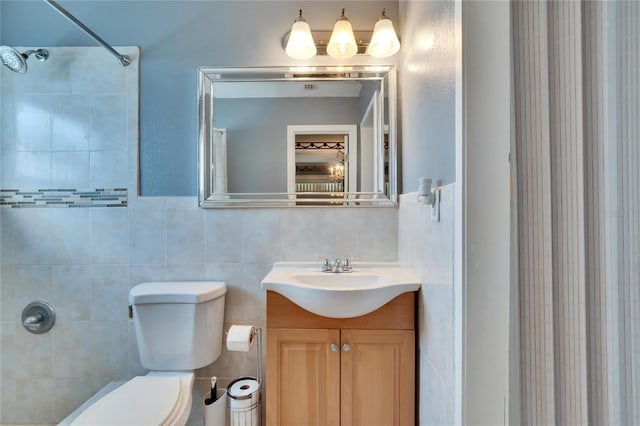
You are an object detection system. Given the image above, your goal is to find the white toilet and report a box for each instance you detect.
[70,281,226,426]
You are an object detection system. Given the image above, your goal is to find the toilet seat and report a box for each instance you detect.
[71,375,184,425]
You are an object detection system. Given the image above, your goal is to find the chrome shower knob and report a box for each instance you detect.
[21,301,55,334]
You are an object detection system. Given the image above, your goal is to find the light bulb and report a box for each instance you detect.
[327,9,358,58]
[367,10,401,58]
[285,10,317,59]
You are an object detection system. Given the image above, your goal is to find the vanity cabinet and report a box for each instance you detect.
[266,291,415,426]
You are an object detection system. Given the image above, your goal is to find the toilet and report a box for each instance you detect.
[70,281,226,426]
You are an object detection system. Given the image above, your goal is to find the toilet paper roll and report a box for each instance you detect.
[226,325,255,352]
[228,378,260,409]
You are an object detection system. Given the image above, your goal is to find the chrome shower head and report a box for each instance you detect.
[0,46,49,74]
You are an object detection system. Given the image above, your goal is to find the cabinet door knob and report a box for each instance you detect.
[330,344,338,352]
[343,343,351,352]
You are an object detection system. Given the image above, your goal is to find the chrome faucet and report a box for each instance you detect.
[322,257,353,273]
[333,258,343,273]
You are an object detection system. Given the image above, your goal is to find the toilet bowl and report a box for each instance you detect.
[66,281,226,426]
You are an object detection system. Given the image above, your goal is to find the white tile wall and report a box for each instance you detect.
[0,200,399,424]
[1,47,135,200]
[0,47,400,426]
[205,210,244,263]
[399,185,455,426]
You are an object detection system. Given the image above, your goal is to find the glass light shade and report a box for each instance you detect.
[327,19,358,58]
[367,18,401,58]
[285,20,317,59]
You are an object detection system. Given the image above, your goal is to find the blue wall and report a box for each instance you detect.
[1,0,399,195]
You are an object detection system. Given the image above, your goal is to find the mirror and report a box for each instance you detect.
[197,66,397,207]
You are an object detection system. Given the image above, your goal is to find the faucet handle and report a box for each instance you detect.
[321,258,332,272]
[343,257,354,272]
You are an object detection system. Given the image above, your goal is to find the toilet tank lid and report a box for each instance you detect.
[130,281,226,304]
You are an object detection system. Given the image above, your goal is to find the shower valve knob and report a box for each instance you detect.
[21,301,55,334]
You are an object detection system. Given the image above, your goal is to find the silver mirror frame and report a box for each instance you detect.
[197,66,397,208]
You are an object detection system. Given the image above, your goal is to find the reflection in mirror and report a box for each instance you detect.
[197,66,397,207]
[287,126,357,205]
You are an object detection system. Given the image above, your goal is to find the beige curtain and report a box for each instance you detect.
[513,1,639,424]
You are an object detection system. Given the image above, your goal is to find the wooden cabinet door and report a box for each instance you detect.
[266,328,341,426]
[340,329,415,426]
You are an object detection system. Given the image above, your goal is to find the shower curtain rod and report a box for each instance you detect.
[44,0,132,66]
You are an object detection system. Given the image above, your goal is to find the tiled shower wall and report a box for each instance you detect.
[0,47,135,200]
[399,185,455,426]
[0,47,399,424]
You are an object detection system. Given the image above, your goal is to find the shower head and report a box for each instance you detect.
[0,46,49,74]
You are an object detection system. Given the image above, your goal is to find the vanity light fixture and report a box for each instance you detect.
[367,9,401,58]
[326,9,358,58]
[282,8,400,59]
[285,9,317,60]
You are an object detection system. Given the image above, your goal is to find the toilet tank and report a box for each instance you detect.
[129,281,226,371]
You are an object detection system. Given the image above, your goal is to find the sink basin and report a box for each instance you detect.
[261,262,421,318]
[293,273,382,287]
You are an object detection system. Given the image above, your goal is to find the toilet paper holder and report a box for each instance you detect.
[226,326,263,385]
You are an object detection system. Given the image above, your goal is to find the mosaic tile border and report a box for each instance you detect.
[0,188,127,208]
